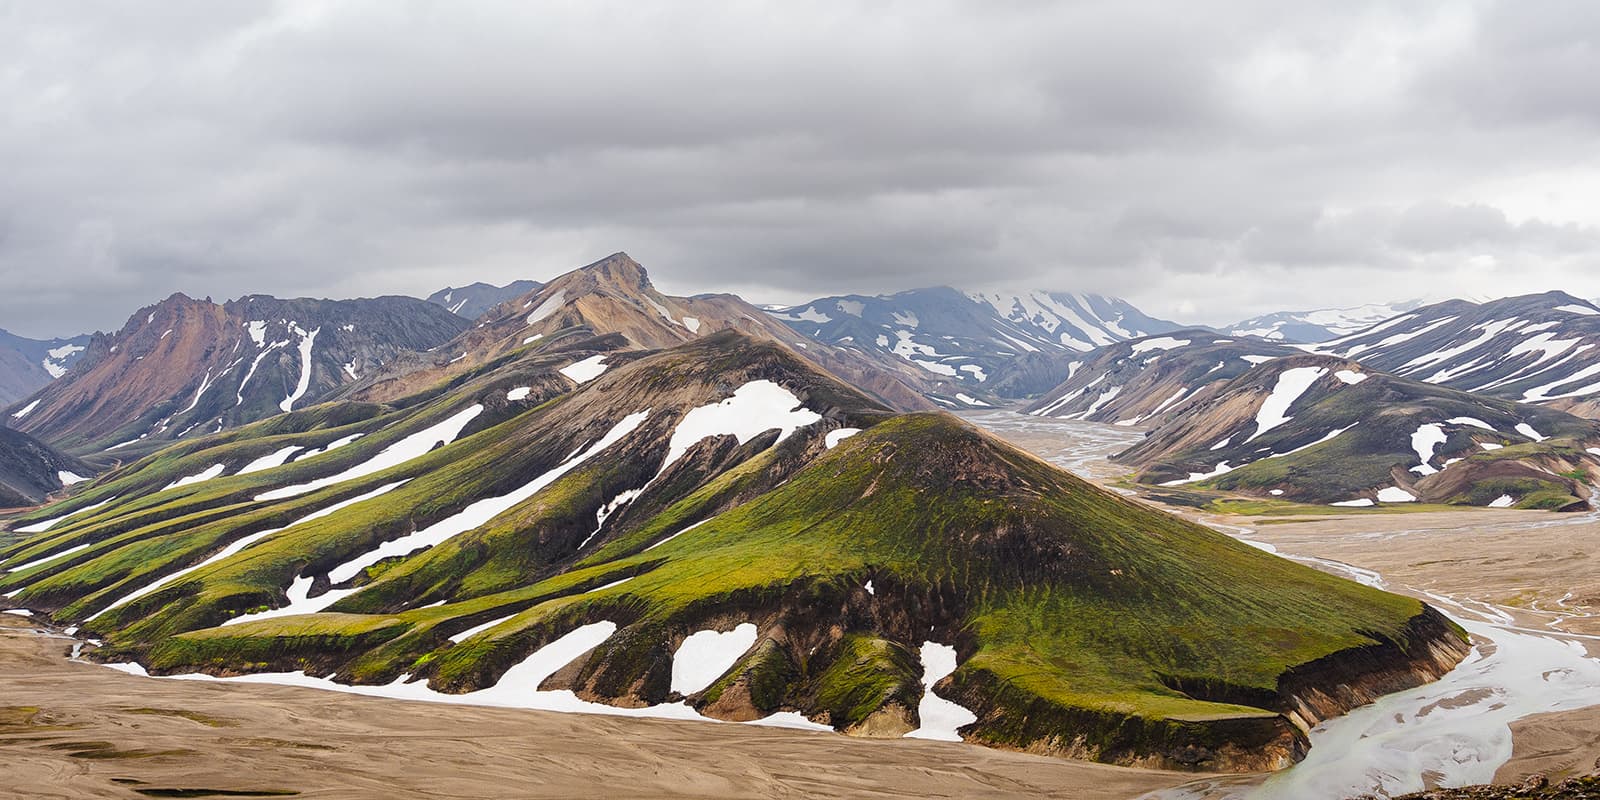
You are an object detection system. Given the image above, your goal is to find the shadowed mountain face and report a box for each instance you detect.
[1313,292,1600,419]
[349,252,955,412]
[1,330,1466,773]
[1109,351,1600,509]
[427,281,542,320]
[2,294,469,457]
[769,288,1181,402]
[0,328,92,406]
[0,426,91,508]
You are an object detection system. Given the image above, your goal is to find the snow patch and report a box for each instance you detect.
[904,642,976,741]
[525,290,567,324]
[671,623,758,695]
[6,542,92,573]
[1377,486,1417,503]
[163,464,227,491]
[658,381,820,475]
[11,400,40,419]
[256,405,483,501]
[559,355,609,384]
[237,446,303,476]
[57,471,88,486]
[324,411,649,583]
[1130,336,1190,355]
[1489,494,1516,508]
[1331,498,1375,507]
[1334,370,1367,385]
[1247,367,1328,442]
[1515,422,1547,442]
[1409,424,1449,476]
[279,327,320,412]
[506,387,532,401]
[825,428,861,449]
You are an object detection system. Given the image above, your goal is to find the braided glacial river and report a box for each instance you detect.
[964,410,1600,799]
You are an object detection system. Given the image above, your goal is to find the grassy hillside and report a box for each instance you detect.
[2,332,1467,772]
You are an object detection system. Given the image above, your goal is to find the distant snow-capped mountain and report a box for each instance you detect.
[1312,291,1600,417]
[427,280,542,320]
[1227,300,1426,344]
[768,287,1181,398]
[0,328,92,406]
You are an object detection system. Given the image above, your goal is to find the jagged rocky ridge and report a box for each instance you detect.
[1,330,1468,772]
[351,252,951,412]
[1,294,469,456]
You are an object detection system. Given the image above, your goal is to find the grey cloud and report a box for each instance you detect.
[3,1,1600,337]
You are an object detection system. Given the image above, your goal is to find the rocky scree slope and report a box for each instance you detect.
[350,252,946,412]
[1312,292,1600,419]
[1025,330,1301,427]
[0,331,1468,772]
[0,328,91,406]
[427,280,542,319]
[2,293,468,457]
[1116,353,1600,508]
[770,287,1181,402]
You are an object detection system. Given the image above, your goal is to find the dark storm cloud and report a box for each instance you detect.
[3,1,1599,337]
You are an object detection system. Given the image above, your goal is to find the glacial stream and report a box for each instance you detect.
[964,410,1600,799]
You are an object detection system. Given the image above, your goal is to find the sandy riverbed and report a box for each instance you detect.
[0,617,1192,799]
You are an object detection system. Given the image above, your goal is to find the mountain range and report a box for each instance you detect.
[1028,331,1600,508]
[17,254,1600,776]
[1225,300,1426,344]
[1312,291,1600,419]
[768,288,1181,401]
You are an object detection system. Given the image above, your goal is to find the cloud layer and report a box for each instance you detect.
[4,1,1599,336]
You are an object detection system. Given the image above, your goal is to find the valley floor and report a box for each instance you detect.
[0,617,1189,800]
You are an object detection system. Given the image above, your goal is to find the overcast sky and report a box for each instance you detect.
[4,1,1600,337]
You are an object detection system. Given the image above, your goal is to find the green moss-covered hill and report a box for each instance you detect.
[2,332,1466,772]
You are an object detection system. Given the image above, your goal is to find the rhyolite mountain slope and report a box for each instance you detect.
[0,426,91,508]
[2,294,468,456]
[351,253,952,412]
[1226,300,1426,344]
[427,280,542,319]
[1115,353,1600,509]
[769,288,1182,400]
[0,328,92,406]
[1025,330,1301,427]
[0,331,1466,772]
[1312,292,1600,419]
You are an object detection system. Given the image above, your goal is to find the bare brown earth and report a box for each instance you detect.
[0,616,1193,799]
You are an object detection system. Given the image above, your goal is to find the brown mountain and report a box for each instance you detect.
[4,293,468,456]
[348,252,948,411]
